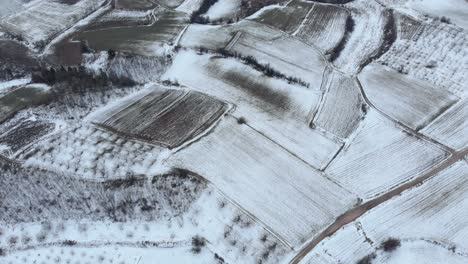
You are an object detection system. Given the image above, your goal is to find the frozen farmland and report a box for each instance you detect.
[0,0,467,263]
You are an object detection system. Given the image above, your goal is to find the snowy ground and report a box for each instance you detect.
[303,160,468,263]
[325,109,449,200]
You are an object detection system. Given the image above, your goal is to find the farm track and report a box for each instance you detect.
[288,147,467,264]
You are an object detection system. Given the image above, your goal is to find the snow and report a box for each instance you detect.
[421,98,468,151]
[0,184,291,264]
[0,78,30,93]
[312,68,365,139]
[0,0,22,19]
[326,109,449,200]
[405,0,468,30]
[378,18,468,97]
[245,4,284,20]
[163,50,341,169]
[373,240,468,264]
[304,160,468,263]
[205,0,241,20]
[294,4,349,52]
[360,63,459,130]
[2,0,106,46]
[230,32,326,89]
[176,0,204,14]
[168,116,357,247]
[333,1,388,74]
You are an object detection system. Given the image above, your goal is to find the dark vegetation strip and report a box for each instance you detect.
[190,0,219,24]
[360,9,397,70]
[198,47,310,88]
[328,15,355,62]
[32,64,137,94]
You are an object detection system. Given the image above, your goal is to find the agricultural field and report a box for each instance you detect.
[0,0,22,19]
[0,165,290,264]
[378,18,468,96]
[421,98,468,151]
[381,0,468,30]
[0,120,54,158]
[169,116,357,247]
[331,1,391,74]
[1,0,106,48]
[0,85,51,124]
[250,0,313,34]
[229,32,327,88]
[325,110,449,200]
[23,124,168,180]
[205,0,242,21]
[97,85,229,148]
[1,0,467,263]
[294,3,350,52]
[75,8,188,56]
[163,50,341,169]
[360,63,459,130]
[311,68,365,139]
[305,160,468,264]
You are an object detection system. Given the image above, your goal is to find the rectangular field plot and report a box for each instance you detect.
[421,98,468,151]
[98,86,228,148]
[170,116,357,247]
[326,110,449,200]
[295,3,349,52]
[360,63,458,130]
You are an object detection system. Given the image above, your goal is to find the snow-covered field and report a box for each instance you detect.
[294,3,350,52]
[360,63,459,130]
[326,110,449,200]
[168,116,357,247]
[250,0,313,34]
[304,160,468,263]
[23,124,169,180]
[0,0,22,19]
[229,32,326,88]
[1,0,468,263]
[312,68,365,139]
[381,0,468,30]
[163,50,340,169]
[332,1,389,74]
[378,18,468,97]
[421,98,468,151]
[0,166,290,264]
[1,0,106,47]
